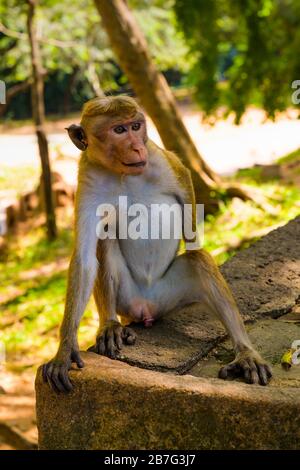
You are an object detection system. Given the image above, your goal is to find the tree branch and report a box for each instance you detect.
[0,21,79,48]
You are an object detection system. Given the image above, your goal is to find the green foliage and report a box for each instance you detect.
[277,147,300,165]
[174,0,300,122]
[1,0,190,119]
[130,0,190,71]
[204,160,300,264]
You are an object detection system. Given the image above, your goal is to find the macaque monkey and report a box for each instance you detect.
[42,95,272,393]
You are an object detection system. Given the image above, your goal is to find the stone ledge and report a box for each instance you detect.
[36,217,300,449]
[36,353,300,450]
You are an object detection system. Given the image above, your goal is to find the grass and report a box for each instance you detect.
[0,149,299,371]
[0,165,40,197]
[203,149,300,264]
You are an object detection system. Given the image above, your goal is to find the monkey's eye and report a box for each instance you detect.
[131,122,141,131]
[113,125,127,134]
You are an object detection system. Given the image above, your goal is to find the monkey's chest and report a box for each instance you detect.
[118,193,181,285]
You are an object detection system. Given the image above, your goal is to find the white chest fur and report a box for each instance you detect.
[82,148,184,286]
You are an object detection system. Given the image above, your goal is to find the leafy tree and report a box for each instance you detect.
[174,0,300,122]
[0,0,190,117]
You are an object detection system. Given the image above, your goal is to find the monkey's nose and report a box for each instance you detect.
[132,146,147,161]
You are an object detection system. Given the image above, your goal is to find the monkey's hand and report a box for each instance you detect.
[42,349,84,394]
[88,320,136,359]
[218,348,272,386]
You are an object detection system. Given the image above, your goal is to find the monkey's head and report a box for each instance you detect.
[67,95,148,175]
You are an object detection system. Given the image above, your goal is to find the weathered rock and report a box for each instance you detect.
[118,304,226,373]
[220,216,300,319]
[36,353,300,450]
[36,217,300,449]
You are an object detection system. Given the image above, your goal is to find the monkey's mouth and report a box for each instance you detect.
[122,161,146,168]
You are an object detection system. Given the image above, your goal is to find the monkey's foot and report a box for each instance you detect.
[88,320,136,359]
[218,349,272,386]
[42,349,84,394]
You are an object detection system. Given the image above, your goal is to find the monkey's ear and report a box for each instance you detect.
[66,124,88,150]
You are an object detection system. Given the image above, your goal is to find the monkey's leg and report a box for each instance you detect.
[89,239,138,358]
[150,249,272,386]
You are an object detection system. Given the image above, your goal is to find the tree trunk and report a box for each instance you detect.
[93,0,221,209]
[87,62,105,97]
[26,0,57,240]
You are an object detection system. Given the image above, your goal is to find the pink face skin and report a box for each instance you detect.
[90,113,149,176]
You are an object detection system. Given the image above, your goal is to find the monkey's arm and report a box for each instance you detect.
[161,149,197,249]
[42,192,99,393]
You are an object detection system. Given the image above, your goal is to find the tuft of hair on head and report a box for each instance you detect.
[81,95,140,124]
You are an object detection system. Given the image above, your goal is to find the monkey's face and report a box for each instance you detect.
[67,112,149,176]
[94,112,148,175]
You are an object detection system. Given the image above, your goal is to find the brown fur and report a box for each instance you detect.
[42,96,272,393]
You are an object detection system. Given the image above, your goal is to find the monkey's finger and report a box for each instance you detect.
[218,366,229,380]
[257,364,268,386]
[265,364,273,378]
[106,329,119,358]
[42,363,49,383]
[47,377,61,394]
[122,327,136,345]
[250,369,260,384]
[58,369,73,393]
[71,350,84,369]
[218,361,241,380]
[239,360,252,383]
[247,359,260,384]
[98,334,107,356]
[51,368,68,394]
[115,329,123,350]
[45,364,61,394]
[218,364,235,379]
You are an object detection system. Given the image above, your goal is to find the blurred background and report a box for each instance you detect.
[0,0,300,449]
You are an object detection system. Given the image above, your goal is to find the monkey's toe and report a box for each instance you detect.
[218,354,272,386]
[121,326,136,345]
[89,321,136,359]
